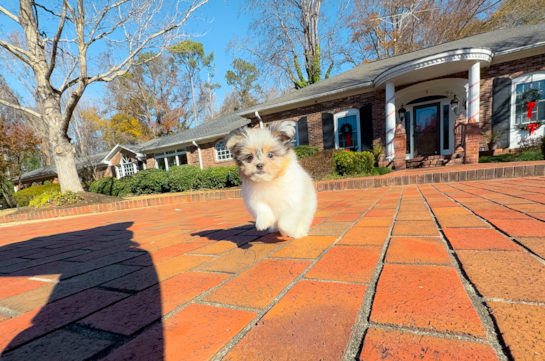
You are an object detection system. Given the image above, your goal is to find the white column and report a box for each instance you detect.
[468,62,480,123]
[385,82,396,160]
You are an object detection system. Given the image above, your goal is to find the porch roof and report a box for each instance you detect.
[239,23,545,117]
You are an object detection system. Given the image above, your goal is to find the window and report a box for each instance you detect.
[291,122,299,147]
[116,156,138,179]
[215,141,232,161]
[334,109,361,151]
[154,149,187,170]
[513,73,545,125]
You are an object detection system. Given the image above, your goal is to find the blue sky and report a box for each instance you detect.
[0,1,352,114]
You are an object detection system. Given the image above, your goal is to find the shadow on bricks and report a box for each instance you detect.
[0,222,164,360]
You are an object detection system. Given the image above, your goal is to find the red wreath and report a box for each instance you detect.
[340,123,353,147]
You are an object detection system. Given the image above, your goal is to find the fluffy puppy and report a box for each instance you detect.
[226,121,317,239]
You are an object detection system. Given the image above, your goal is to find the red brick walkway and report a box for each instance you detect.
[1,177,544,360]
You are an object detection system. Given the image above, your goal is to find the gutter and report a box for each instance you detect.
[192,141,203,169]
[255,111,263,128]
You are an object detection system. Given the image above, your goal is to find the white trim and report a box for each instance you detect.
[101,144,144,164]
[214,140,233,161]
[334,109,362,151]
[509,71,545,148]
[374,48,493,89]
[291,121,300,147]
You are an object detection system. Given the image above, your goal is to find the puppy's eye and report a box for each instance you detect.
[267,152,274,159]
[246,155,254,162]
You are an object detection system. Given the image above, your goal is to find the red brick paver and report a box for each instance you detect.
[1,176,545,360]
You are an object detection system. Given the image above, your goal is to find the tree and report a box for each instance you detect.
[232,0,350,89]
[105,52,191,136]
[346,0,542,64]
[0,0,208,192]
[225,58,262,109]
[170,40,214,127]
[81,107,151,148]
[0,122,42,205]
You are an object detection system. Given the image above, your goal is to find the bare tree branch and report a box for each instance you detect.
[0,5,20,24]
[0,98,41,118]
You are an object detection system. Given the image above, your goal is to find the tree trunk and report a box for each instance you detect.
[1,183,15,208]
[46,105,84,193]
[190,75,198,127]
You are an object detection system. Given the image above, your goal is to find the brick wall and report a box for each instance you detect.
[186,138,236,169]
[249,92,385,148]
[480,53,545,143]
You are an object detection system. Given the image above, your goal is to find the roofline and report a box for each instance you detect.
[102,144,144,164]
[141,127,250,154]
[240,41,545,117]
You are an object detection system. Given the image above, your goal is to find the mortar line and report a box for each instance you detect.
[438,183,545,265]
[209,187,392,361]
[422,184,510,361]
[346,186,404,361]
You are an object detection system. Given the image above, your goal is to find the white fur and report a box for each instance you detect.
[242,151,317,239]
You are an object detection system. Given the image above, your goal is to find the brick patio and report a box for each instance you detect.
[1,177,544,360]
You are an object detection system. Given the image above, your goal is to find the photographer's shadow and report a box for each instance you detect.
[0,222,164,360]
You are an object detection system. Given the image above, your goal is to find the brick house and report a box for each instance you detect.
[18,23,545,186]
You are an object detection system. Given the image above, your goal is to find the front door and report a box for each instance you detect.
[413,103,440,157]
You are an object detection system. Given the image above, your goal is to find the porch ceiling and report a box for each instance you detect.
[374,48,493,90]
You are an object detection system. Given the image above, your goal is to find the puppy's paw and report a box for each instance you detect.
[256,215,275,231]
[268,226,278,233]
[292,232,308,239]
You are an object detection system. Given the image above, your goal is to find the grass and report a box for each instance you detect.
[479,151,544,163]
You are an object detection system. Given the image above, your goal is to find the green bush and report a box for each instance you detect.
[89,177,116,196]
[113,177,133,197]
[43,180,52,185]
[226,166,242,187]
[299,149,336,180]
[294,145,320,159]
[479,150,543,163]
[28,190,83,208]
[168,165,201,192]
[333,150,375,176]
[194,166,233,190]
[129,169,169,195]
[14,183,61,207]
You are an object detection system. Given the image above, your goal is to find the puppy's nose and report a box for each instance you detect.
[256,163,264,170]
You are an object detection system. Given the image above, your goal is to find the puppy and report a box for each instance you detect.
[226,121,317,239]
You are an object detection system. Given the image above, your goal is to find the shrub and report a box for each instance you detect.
[226,166,242,187]
[28,190,82,208]
[14,183,61,207]
[294,145,320,159]
[89,177,116,196]
[193,166,233,190]
[517,137,542,153]
[333,150,375,176]
[43,180,52,185]
[299,149,336,180]
[129,169,169,195]
[113,177,133,197]
[168,165,201,192]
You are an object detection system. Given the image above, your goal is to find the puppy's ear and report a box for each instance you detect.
[225,126,247,152]
[267,121,297,144]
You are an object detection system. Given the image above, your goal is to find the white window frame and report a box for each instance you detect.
[116,156,138,179]
[511,71,545,124]
[154,149,187,171]
[510,71,545,148]
[291,121,300,147]
[215,141,232,161]
[334,109,362,151]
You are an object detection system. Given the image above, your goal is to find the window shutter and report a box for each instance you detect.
[298,116,309,146]
[360,103,374,151]
[492,78,512,148]
[322,113,335,149]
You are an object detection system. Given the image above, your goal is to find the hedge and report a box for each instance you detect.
[294,145,320,159]
[14,183,61,207]
[333,150,375,176]
[89,165,241,197]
